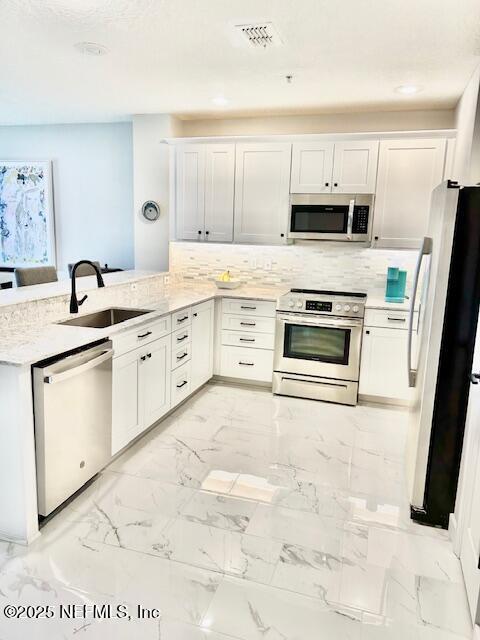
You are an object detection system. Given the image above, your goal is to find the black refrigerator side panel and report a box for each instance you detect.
[423,187,480,528]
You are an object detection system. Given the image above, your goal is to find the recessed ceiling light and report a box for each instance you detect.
[212,96,229,107]
[395,84,422,95]
[74,42,108,56]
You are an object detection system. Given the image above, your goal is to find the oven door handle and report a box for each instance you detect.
[276,314,362,330]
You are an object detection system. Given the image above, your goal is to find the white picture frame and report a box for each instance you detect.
[0,160,56,267]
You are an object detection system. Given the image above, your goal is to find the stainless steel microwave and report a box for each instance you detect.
[288,194,374,242]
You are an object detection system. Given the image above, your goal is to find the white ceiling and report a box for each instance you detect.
[1,0,479,125]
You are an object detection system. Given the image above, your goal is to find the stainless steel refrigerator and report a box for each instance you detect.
[406,180,480,528]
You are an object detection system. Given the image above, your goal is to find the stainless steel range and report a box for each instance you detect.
[273,289,366,406]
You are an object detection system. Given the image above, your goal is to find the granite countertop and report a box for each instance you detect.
[0,281,288,367]
[0,274,415,367]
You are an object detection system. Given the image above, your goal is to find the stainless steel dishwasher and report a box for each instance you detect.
[33,341,113,517]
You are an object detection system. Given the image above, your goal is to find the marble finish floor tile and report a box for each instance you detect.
[0,382,472,639]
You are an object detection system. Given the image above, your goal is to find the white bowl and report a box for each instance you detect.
[214,279,241,289]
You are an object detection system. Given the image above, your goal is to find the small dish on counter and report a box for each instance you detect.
[214,279,241,289]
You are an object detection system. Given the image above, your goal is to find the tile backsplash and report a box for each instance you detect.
[169,241,419,296]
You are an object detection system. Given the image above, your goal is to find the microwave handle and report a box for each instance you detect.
[347,199,355,236]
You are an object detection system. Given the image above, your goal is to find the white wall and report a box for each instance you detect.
[0,122,134,272]
[452,65,480,183]
[179,109,455,137]
[133,114,182,271]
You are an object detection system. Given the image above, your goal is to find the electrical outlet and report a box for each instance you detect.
[164,275,170,285]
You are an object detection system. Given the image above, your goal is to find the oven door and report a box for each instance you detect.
[274,313,363,381]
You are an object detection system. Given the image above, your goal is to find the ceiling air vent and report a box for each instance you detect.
[235,22,282,49]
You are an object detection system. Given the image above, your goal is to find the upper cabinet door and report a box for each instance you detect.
[290,143,334,193]
[372,138,447,249]
[204,145,235,243]
[176,144,205,241]
[331,140,379,193]
[234,143,291,245]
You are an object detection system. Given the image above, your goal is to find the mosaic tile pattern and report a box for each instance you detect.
[170,241,419,296]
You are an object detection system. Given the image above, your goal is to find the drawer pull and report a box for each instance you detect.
[387,317,406,322]
[176,334,188,342]
[138,330,152,339]
[240,321,256,327]
[239,337,255,342]
[239,361,254,366]
[177,315,189,323]
[176,380,188,389]
[241,305,257,310]
[176,352,188,361]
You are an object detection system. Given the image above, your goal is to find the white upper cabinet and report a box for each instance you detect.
[176,144,235,242]
[204,145,235,242]
[331,140,379,193]
[290,140,378,194]
[176,145,205,241]
[234,143,291,244]
[372,138,447,249]
[290,142,334,193]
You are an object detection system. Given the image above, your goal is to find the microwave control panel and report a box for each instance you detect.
[352,206,369,234]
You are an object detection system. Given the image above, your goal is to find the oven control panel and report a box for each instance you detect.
[306,300,332,312]
[279,291,366,318]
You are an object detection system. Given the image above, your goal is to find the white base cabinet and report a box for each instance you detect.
[112,335,171,455]
[191,299,215,389]
[359,308,415,403]
[218,298,275,383]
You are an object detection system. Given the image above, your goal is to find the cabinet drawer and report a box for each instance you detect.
[364,308,418,330]
[221,330,275,350]
[172,325,191,347]
[222,298,276,318]
[172,307,192,329]
[222,314,275,334]
[111,315,171,357]
[172,341,192,370]
[171,361,192,406]
[220,346,273,382]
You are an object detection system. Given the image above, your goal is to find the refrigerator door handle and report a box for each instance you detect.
[408,236,433,387]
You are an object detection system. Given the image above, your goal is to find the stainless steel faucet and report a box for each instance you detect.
[70,260,105,313]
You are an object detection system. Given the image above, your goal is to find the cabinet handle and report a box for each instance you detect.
[177,334,188,342]
[239,337,255,342]
[365,330,370,335]
[176,352,188,361]
[138,331,152,339]
[240,321,256,326]
[325,182,329,187]
[241,305,256,310]
[333,182,338,187]
[280,233,285,238]
[147,353,152,359]
[140,355,147,361]
[239,361,254,366]
[387,317,406,322]
[176,380,188,388]
[193,312,198,317]
[198,230,202,235]
[205,231,209,236]
[177,315,189,323]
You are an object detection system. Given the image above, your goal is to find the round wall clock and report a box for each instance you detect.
[141,200,160,222]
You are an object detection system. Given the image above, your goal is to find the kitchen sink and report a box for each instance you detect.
[58,308,151,329]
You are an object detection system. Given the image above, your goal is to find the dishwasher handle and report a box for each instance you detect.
[44,348,114,384]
